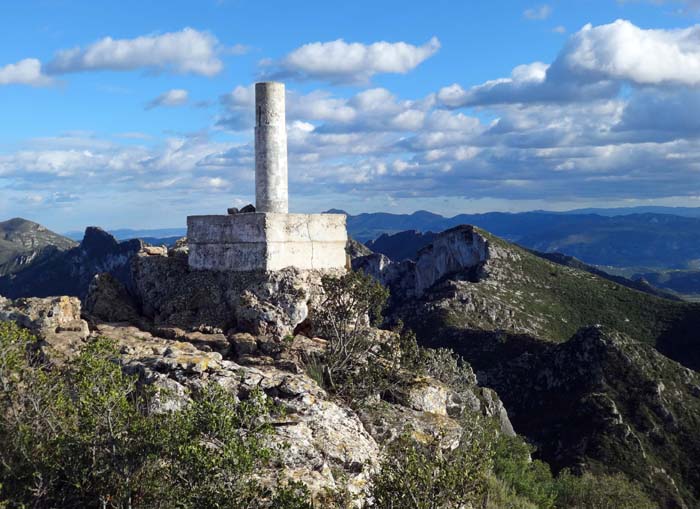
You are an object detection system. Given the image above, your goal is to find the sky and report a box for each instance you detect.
[3,0,700,232]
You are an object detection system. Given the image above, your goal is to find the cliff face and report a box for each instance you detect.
[0,226,142,300]
[353,225,493,301]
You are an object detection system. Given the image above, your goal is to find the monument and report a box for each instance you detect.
[187,82,348,272]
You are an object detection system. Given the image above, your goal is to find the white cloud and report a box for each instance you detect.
[437,61,617,107]
[553,25,567,34]
[0,58,52,86]
[438,20,700,108]
[264,37,440,84]
[552,19,700,86]
[46,28,223,76]
[524,4,552,20]
[146,89,189,109]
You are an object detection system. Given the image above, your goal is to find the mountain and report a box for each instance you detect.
[0,218,77,277]
[565,205,700,218]
[481,326,700,509]
[354,225,700,507]
[342,210,700,270]
[632,270,700,300]
[361,228,682,301]
[64,227,187,242]
[0,227,143,299]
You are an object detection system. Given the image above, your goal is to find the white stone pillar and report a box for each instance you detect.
[255,82,288,213]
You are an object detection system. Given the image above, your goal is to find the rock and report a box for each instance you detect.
[359,400,463,450]
[227,207,239,215]
[0,295,90,361]
[141,245,168,256]
[390,376,449,416]
[229,332,259,356]
[85,273,140,323]
[353,225,492,301]
[131,252,343,338]
[167,237,189,261]
[0,295,87,336]
[240,204,256,213]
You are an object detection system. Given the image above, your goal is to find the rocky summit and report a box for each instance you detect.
[0,219,699,508]
[0,282,513,503]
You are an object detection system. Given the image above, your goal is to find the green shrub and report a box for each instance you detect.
[492,435,556,509]
[369,423,494,509]
[554,469,657,509]
[0,321,311,508]
[314,271,389,389]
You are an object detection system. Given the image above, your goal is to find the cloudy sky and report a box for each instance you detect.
[3,0,700,231]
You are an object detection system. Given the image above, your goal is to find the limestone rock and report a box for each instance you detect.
[141,245,167,256]
[391,376,449,416]
[0,295,89,361]
[131,251,343,338]
[85,273,140,323]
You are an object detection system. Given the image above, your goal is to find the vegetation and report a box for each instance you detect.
[314,270,389,390]
[369,427,494,509]
[0,321,309,509]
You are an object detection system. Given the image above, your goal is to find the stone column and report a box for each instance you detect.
[255,82,288,213]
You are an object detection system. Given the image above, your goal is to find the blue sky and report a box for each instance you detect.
[2,0,700,231]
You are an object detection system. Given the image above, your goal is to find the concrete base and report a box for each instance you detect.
[187,213,348,271]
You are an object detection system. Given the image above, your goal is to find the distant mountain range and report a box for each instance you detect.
[56,206,700,272]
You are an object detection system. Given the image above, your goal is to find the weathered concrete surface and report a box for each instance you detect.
[188,213,347,271]
[255,82,288,214]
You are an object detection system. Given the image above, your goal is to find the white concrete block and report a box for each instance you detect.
[187,213,347,272]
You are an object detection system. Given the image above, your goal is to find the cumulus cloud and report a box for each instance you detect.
[218,84,449,134]
[262,37,440,84]
[437,61,618,107]
[524,4,552,20]
[438,19,700,108]
[551,19,700,86]
[146,89,189,109]
[0,58,52,86]
[46,28,223,76]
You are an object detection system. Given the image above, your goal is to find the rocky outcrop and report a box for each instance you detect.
[130,246,343,338]
[354,225,495,301]
[0,294,515,502]
[0,227,143,300]
[85,273,141,323]
[0,294,89,361]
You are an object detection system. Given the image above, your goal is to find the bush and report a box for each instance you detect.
[0,321,311,508]
[492,435,556,509]
[554,469,657,509]
[314,271,389,390]
[370,423,494,509]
